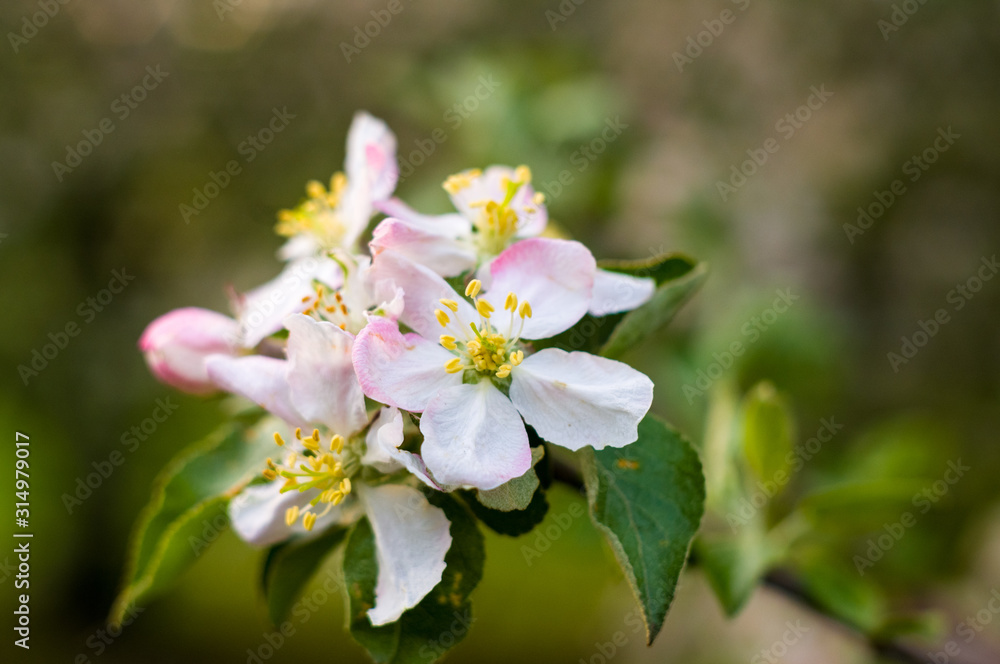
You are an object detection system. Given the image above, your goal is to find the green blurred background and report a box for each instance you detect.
[1,0,999,662]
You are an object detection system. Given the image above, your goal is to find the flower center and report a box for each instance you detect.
[434,279,530,381]
[275,173,349,250]
[264,427,358,531]
[443,166,546,257]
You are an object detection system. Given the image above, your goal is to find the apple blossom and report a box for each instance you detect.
[138,307,241,395]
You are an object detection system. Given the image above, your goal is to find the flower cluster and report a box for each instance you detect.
[139,112,656,627]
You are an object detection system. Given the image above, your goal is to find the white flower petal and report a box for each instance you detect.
[421,382,532,491]
[368,251,477,340]
[370,218,477,277]
[362,484,451,626]
[346,111,398,203]
[487,238,595,340]
[361,407,438,488]
[375,197,472,237]
[447,165,547,237]
[588,269,656,316]
[229,482,348,548]
[237,257,343,348]
[352,317,462,412]
[205,355,305,427]
[509,348,653,451]
[284,314,368,436]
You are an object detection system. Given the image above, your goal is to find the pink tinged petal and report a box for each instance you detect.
[237,257,343,348]
[588,269,656,316]
[205,355,305,427]
[352,317,462,412]
[363,407,441,489]
[284,314,368,436]
[346,112,398,203]
[420,382,532,491]
[509,348,653,451]
[375,198,472,237]
[229,482,348,548]
[368,251,477,340]
[488,238,596,339]
[370,218,477,277]
[139,307,240,395]
[361,483,452,626]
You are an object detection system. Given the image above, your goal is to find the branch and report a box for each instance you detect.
[549,459,973,664]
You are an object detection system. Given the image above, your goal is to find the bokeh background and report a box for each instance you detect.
[2,0,999,662]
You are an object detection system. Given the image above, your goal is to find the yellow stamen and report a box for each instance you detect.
[306,180,325,199]
[330,435,344,454]
[532,192,546,205]
[285,506,300,526]
[514,165,532,183]
[504,292,518,311]
[445,358,465,374]
[476,299,494,318]
[273,432,286,447]
[303,512,317,531]
[440,335,457,350]
[262,468,277,480]
[439,298,459,312]
[465,279,482,298]
[435,309,450,327]
[519,301,533,319]
[510,350,524,366]
[496,364,512,378]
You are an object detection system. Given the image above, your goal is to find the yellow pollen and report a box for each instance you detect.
[476,299,494,318]
[306,180,325,199]
[495,364,512,378]
[519,301,533,319]
[514,165,532,183]
[532,192,546,205]
[303,512,317,531]
[504,292,518,311]
[262,468,277,480]
[444,357,465,374]
[285,506,300,526]
[330,435,344,453]
[274,433,286,447]
[465,279,482,298]
[440,335,457,350]
[435,309,450,327]
[294,427,303,440]
[439,298,459,312]
[511,350,524,366]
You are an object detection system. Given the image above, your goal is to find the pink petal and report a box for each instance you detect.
[370,218,476,277]
[139,307,240,395]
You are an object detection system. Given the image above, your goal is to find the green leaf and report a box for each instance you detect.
[599,256,708,359]
[110,414,275,625]
[695,527,781,616]
[535,253,706,356]
[582,415,706,644]
[262,528,348,625]
[345,492,485,664]
[463,488,549,537]
[796,479,928,533]
[741,382,795,488]
[796,559,886,633]
[476,446,544,512]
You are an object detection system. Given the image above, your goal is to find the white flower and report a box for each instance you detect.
[354,237,654,491]
[370,165,655,316]
[209,315,449,627]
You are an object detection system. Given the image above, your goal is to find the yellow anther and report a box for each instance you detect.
[532,192,546,205]
[282,476,298,490]
[440,335,457,350]
[302,512,317,531]
[330,172,347,194]
[435,309,450,327]
[496,364,512,378]
[262,468,277,480]
[320,489,337,503]
[340,478,352,494]
[286,452,298,467]
[476,299,494,318]
[504,292,518,311]
[266,457,277,470]
[465,279,482,298]
[514,165,532,183]
[519,301,533,319]
[311,428,320,441]
[510,350,524,366]
[439,298,459,312]
[273,432,286,447]
[443,170,480,194]
[320,454,336,468]
[330,434,344,453]
[294,427,303,440]
[302,437,320,452]
[285,506,300,526]
[445,358,465,374]
[306,180,326,199]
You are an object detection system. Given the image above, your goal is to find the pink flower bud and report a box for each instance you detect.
[139,307,240,395]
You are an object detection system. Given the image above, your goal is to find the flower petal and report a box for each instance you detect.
[368,251,477,340]
[139,307,240,395]
[346,111,398,203]
[487,238,595,339]
[447,165,547,237]
[361,483,451,626]
[375,197,472,237]
[421,382,532,491]
[205,355,305,427]
[352,317,462,412]
[285,314,368,436]
[229,481,349,548]
[509,348,653,451]
[362,407,440,489]
[236,256,343,348]
[588,269,656,316]
[370,218,477,277]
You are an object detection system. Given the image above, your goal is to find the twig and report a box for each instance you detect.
[549,459,977,664]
